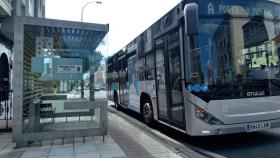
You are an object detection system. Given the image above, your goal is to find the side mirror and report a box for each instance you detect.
[184,3,199,36]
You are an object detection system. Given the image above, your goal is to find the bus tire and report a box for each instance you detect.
[143,102,154,126]
[114,91,120,110]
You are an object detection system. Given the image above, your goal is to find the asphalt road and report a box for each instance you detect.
[185,128,280,158]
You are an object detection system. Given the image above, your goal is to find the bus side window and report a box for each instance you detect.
[145,54,155,80]
[139,70,145,81]
[145,69,154,80]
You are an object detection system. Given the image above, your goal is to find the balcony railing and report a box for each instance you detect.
[0,0,12,16]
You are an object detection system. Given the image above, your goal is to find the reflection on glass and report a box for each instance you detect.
[188,12,280,101]
[156,49,168,119]
[168,31,185,126]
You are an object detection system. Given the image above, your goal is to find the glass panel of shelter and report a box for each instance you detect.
[22,25,107,133]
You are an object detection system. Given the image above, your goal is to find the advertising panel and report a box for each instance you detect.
[52,58,83,80]
[58,65,82,73]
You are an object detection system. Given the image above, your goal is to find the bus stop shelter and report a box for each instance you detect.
[12,16,109,147]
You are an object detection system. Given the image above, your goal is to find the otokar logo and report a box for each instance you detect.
[247,91,265,97]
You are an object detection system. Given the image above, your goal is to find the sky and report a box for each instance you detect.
[45,0,182,56]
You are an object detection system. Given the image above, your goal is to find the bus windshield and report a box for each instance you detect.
[188,0,280,101]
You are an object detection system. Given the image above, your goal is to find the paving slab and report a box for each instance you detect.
[49,144,74,157]
[97,143,126,158]
[74,142,98,154]
[0,132,126,158]
[21,148,49,158]
[74,151,100,158]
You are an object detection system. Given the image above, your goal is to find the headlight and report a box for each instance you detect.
[195,107,223,125]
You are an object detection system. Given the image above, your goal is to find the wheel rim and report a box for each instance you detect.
[143,103,152,123]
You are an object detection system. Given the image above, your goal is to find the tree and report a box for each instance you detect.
[90,51,103,72]
[89,51,104,101]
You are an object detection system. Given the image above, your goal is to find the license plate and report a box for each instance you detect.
[245,122,270,132]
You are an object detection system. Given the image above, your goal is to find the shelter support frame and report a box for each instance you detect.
[12,16,109,147]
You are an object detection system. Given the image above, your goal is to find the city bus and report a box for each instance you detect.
[107,0,280,136]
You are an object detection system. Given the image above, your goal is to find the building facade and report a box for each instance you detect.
[0,0,45,122]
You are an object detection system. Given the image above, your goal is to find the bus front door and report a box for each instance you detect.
[155,29,185,129]
[167,29,185,129]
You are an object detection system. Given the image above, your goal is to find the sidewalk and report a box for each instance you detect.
[0,105,186,158]
[0,132,126,158]
[108,111,183,158]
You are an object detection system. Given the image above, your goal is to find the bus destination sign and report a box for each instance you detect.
[204,1,275,18]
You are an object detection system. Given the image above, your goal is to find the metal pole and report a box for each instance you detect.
[81,60,85,98]
[9,90,12,119]
[81,1,102,22]
[5,100,8,128]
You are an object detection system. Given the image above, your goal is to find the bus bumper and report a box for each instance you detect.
[188,118,280,136]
